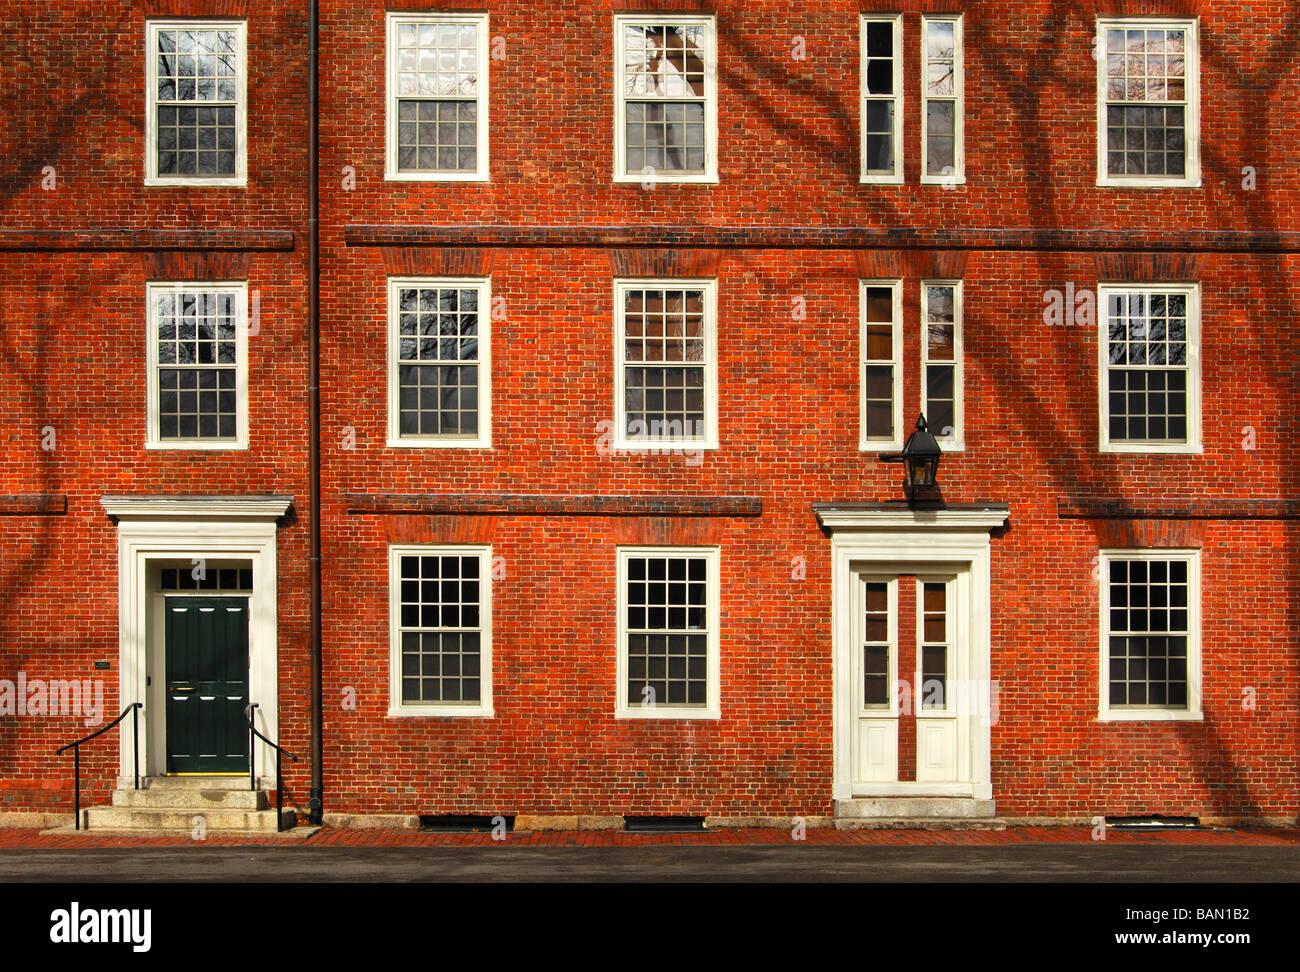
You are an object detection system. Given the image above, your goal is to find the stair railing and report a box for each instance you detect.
[243,702,299,832]
[55,702,143,831]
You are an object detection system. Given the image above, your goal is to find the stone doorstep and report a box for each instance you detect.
[78,805,298,833]
[834,798,998,820]
[38,824,320,840]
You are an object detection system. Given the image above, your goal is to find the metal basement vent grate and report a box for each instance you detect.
[1106,815,1202,830]
[418,814,514,833]
[623,815,706,833]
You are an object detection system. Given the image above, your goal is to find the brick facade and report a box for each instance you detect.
[1,1,1296,825]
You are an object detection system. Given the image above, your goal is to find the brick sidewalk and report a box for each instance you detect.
[1,825,1296,849]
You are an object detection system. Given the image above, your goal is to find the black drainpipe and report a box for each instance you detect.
[307,0,323,826]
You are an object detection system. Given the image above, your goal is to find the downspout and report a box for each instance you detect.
[308,0,323,826]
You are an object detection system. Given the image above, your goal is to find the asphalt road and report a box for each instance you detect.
[2,843,1297,882]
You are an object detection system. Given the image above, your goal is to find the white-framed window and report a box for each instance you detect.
[615,546,721,720]
[613,278,718,450]
[386,276,491,449]
[1098,283,1200,453]
[385,12,490,181]
[920,280,963,449]
[917,576,955,712]
[859,280,903,450]
[614,15,717,184]
[145,281,248,449]
[145,21,247,187]
[921,14,963,184]
[1096,18,1199,188]
[860,15,903,184]
[1098,549,1201,721]
[388,544,494,718]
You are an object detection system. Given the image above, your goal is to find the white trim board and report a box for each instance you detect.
[103,496,285,788]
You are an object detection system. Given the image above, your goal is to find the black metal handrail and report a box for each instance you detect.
[55,702,142,831]
[243,702,299,832]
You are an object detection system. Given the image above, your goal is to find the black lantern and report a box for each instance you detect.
[881,415,942,497]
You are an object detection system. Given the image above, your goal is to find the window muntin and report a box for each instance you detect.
[146,282,248,449]
[614,279,717,449]
[861,579,893,709]
[1098,284,1200,453]
[921,15,963,183]
[386,13,489,181]
[919,580,950,711]
[1099,550,1201,720]
[860,15,903,183]
[389,545,493,717]
[1097,19,1199,186]
[859,280,903,450]
[616,547,721,720]
[387,277,491,448]
[920,280,963,448]
[146,21,246,186]
[614,16,717,183]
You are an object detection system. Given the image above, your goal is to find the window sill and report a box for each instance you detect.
[146,440,249,451]
[145,177,247,189]
[920,175,966,186]
[384,171,490,183]
[615,707,720,721]
[1096,177,1202,189]
[860,440,905,453]
[860,174,905,186]
[388,705,494,719]
[613,173,719,186]
[386,437,492,450]
[613,440,719,452]
[1097,709,1203,722]
[1099,442,1203,455]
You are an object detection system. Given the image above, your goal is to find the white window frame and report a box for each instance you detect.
[859,14,903,185]
[386,276,492,449]
[613,14,718,185]
[385,12,490,182]
[145,281,249,450]
[388,544,494,718]
[920,14,964,186]
[859,279,903,451]
[615,546,721,721]
[144,20,247,188]
[920,279,964,450]
[613,278,719,451]
[1096,17,1200,188]
[1097,548,1202,722]
[1097,282,1201,454]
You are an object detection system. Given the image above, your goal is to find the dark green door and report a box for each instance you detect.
[165,596,249,774]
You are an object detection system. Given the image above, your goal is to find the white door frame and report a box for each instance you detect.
[101,496,291,788]
[816,504,1008,801]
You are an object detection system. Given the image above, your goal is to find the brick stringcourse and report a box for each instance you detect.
[0,495,67,516]
[0,230,296,252]
[1058,497,1300,520]
[346,493,763,517]
[344,226,1300,253]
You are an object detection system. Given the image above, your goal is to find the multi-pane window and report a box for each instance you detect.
[860,281,903,449]
[1099,284,1200,453]
[146,22,246,185]
[919,581,950,711]
[860,15,903,182]
[1100,551,1200,720]
[1098,19,1198,186]
[862,580,892,709]
[614,16,717,183]
[617,548,720,719]
[386,13,489,180]
[614,279,717,449]
[387,277,491,448]
[921,15,963,183]
[389,546,493,717]
[921,281,963,447]
[146,282,247,449]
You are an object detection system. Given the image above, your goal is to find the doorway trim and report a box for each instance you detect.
[814,502,1009,802]
[101,495,292,788]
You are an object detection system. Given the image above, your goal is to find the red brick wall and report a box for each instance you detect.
[1,0,1296,822]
